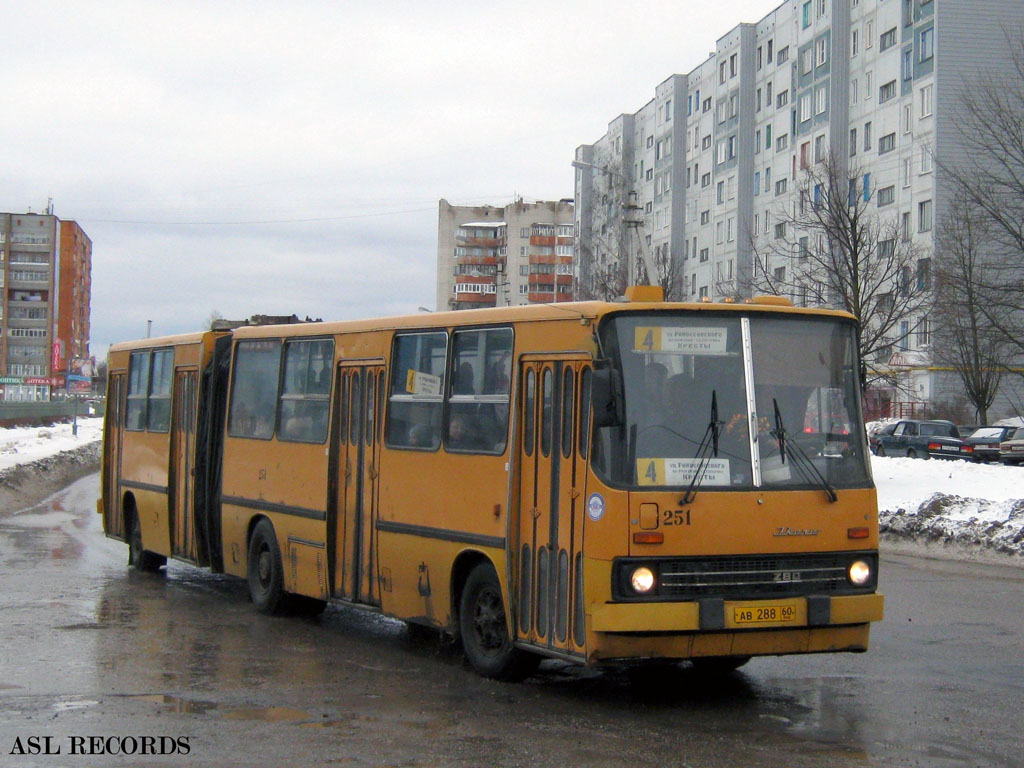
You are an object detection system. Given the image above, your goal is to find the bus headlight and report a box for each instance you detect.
[848,560,872,586]
[630,566,656,594]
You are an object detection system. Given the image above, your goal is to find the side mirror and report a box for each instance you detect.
[591,367,624,428]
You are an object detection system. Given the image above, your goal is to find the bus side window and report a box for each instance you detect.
[278,339,333,443]
[446,328,512,454]
[147,349,173,432]
[386,332,446,450]
[126,351,150,432]
[228,340,282,440]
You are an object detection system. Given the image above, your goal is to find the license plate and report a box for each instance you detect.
[733,605,797,624]
[939,446,960,452]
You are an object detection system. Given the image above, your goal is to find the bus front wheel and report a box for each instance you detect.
[127,508,165,572]
[459,564,540,681]
[247,520,287,614]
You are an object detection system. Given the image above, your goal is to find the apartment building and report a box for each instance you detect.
[0,210,93,401]
[436,198,575,311]
[575,0,1022,418]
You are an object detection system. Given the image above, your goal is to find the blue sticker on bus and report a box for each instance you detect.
[587,493,605,522]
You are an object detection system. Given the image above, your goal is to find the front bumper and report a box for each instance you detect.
[586,593,884,662]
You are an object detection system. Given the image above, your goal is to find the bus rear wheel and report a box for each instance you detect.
[127,508,165,572]
[459,564,540,681]
[247,519,288,614]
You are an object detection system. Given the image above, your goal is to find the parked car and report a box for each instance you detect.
[873,419,972,460]
[999,427,1024,465]
[869,422,897,454]
[963,426,1018,463]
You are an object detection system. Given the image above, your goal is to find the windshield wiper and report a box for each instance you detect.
[769,398,838,503]
[681,391,721,506]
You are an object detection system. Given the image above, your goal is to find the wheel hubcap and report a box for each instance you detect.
[257,549,272,586]
[472,586,506,654]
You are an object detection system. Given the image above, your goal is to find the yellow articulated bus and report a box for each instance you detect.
[100,288,883,679]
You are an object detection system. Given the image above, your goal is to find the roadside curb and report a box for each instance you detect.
[0,441,102,514]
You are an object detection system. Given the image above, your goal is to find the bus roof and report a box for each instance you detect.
[108,300,858,348]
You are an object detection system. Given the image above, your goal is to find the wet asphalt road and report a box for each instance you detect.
[1,474,1022,768]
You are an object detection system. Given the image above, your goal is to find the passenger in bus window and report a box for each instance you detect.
[448,411,488,451]
[485,350,511,394]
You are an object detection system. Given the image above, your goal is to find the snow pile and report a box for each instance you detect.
[873,455,1024,558]
[0,418,104,472]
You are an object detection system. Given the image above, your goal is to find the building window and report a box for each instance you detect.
[700,248,709,263]
[879,80,897,103]
[700,209,710,225]
[814,134,826,162]
[921,145,933,174]
[879,132,896,154]
[774,222,786,239]
[852,28,859,56]
[878,185,895,206]
[777,45,789,64]
[903,103,913,133]
[903,49,913,81]
[815,37,828,66]
[864,121,872,151]
[815,86,828,114]
[850,128,857,155]
[915,258,932,292]
[776,133,789,151]
[802,0,812,28]
[919,199,933,232]
[775,178,788,196]
[916,316,930,346]
[777,89,789,108]
[701,172,711,187]
[800,93,812,122]
[850,78,858,105]
[920,84,933,116]
[801,47,814,75]
[880,27,897,51]
[919,27,934,61]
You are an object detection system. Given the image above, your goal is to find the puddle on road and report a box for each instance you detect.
[221,707,315,723]
[123,694,219,715]
[122,694,318,724]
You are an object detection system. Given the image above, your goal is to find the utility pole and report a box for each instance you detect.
[572,161,658,289]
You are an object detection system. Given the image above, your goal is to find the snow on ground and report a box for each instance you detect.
[0,417,1020,559]
[872,454,1024,558]
[0,417,104,472]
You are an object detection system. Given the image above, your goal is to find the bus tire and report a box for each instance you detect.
[459,563,540,681]
[247,519,288,614]
[127,508,166,572]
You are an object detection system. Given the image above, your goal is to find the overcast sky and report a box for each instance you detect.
[2,0,782,357]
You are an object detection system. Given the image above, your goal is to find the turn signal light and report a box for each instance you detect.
[632,532,664,544]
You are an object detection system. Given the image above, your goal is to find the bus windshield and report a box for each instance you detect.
[594,311,871,491]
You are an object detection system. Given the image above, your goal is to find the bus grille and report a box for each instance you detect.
[656,553,855,599]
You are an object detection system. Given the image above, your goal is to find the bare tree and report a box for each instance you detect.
[932,195,1009,423]
[939,27,1024,365]
[633,239,684,300]
[750,151,930,389]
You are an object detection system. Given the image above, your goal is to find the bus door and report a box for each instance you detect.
[515,356,590,654]
[104,373,126,537]
[333,362,384,605]
[169,368,198,560]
